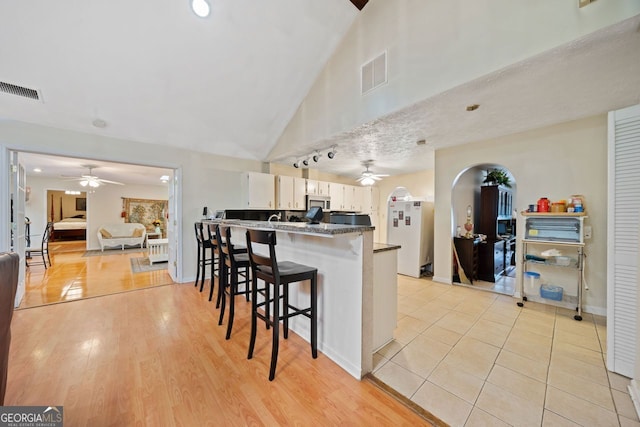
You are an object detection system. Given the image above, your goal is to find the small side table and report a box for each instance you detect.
[145,232,161,248]
[148,238,169,264]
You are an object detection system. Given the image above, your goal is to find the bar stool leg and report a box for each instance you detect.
[225,267,238,340]
[218,264,228,326]
[311,273,317,358]
[269,281,280,381]
[195,244,201,288]
[216,255,224,309]
[199,247,207,292]
[248,275,259,359]
[283,283,289,339]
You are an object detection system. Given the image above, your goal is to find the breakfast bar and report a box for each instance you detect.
[204,219,383,379]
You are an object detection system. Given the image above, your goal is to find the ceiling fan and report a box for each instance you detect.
[63,165,124,188]
[356,161,388,185]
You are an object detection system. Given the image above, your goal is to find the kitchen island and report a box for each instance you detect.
[204,219,386,379]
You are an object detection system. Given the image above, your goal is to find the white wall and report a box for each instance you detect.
[434,114,608,313]
[269,0,640,158]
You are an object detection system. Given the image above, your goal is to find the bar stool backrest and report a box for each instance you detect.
[245,229,280,283]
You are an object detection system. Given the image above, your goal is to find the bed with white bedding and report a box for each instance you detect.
[51,217,87,241]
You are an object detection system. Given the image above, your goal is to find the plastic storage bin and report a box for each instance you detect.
[540,284,563,301]
[524,271,541,294]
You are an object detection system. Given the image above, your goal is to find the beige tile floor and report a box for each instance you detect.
[373,275,640,427]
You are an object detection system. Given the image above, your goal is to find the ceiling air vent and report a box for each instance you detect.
[0,81,40,101]
[361,51,387,94]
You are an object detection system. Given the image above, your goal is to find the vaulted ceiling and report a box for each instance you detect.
[1,2,639,183]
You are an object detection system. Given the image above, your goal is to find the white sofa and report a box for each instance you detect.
[97,223,146,251]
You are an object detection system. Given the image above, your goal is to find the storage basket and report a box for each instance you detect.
[524,271,541,295]
[540,284,563,301]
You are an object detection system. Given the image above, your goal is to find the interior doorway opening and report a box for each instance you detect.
[451,163,517,296]
[14,151,179,308]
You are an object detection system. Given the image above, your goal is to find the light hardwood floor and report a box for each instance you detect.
[21,240,173,309]
[9,244,434,426]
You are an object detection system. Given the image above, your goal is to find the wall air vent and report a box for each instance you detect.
[361,51,387,94]
[0,81,40,101]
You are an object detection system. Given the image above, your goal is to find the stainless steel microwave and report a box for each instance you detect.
[306,195,331,211]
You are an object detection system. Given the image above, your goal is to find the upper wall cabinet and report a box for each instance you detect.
[329,182,344,211]
[277,175,306,210]
[361,186,380,213]
[306,180,318,195]
[241,172,275,209]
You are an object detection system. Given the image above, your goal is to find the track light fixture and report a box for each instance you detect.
[293,147,337,168]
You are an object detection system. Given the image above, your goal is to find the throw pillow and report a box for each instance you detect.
[100,229,112,239]
[132,228,144,238]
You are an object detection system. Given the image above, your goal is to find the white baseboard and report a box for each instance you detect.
[431,276,452,285]
[629,379,640,420]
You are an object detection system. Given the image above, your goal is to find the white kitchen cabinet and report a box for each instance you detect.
[276,175,294,209]
[241,172,275,209]
[352,186,364,212]
[277,176,307,210]
[293,177,306,210]
[306,179,318,195]
[317,181,330,196]
[361,186,380,213]
[329,182,344,211]
[343,185,355,211]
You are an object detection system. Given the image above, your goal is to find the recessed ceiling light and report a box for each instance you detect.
[466,104,480,111]
[33,168,42,173]
[191,0,210,17]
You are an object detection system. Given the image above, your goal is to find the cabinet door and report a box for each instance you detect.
[362,186,372,214]
[329,183,344,211]
[343,185,355,211]
[317,181,329,196]
[306,179,318,195]
[276,175,294,209]
[244,172,275,209]
[352,186,364,212]
[293,177,306,210]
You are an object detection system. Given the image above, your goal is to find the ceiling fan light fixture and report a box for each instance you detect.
[89,180,100,188]
[360,177,375,186]
[79,180,89,187]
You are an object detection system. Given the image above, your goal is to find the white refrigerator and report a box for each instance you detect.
[387,199,434,278]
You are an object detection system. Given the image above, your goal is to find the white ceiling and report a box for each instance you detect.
[1,2,639,183]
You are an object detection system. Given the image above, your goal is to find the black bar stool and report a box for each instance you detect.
[205,223,220,302]
[245,229,318,381]
[194,222,214,296]
[216,225,251,339]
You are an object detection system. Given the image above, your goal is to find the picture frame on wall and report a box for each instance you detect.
[76,197,87,211]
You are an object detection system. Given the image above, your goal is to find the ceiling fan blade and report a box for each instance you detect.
[98,178,125,185]
[373,174,389,178]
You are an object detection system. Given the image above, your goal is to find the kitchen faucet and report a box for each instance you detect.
[268,213,281,223]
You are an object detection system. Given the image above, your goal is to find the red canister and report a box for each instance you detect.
[537,197,550,213]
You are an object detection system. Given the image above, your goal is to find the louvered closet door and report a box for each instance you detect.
[607,104,640,377]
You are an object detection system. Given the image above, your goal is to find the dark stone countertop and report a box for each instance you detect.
[373,243,402,253]
[203,219,374,236]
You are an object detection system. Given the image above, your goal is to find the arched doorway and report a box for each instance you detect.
[451,163,517,295]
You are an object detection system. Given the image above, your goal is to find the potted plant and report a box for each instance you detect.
[483,168,511,188]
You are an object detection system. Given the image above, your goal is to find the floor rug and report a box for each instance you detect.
[130,257,168,273]
[83,247,145,257]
